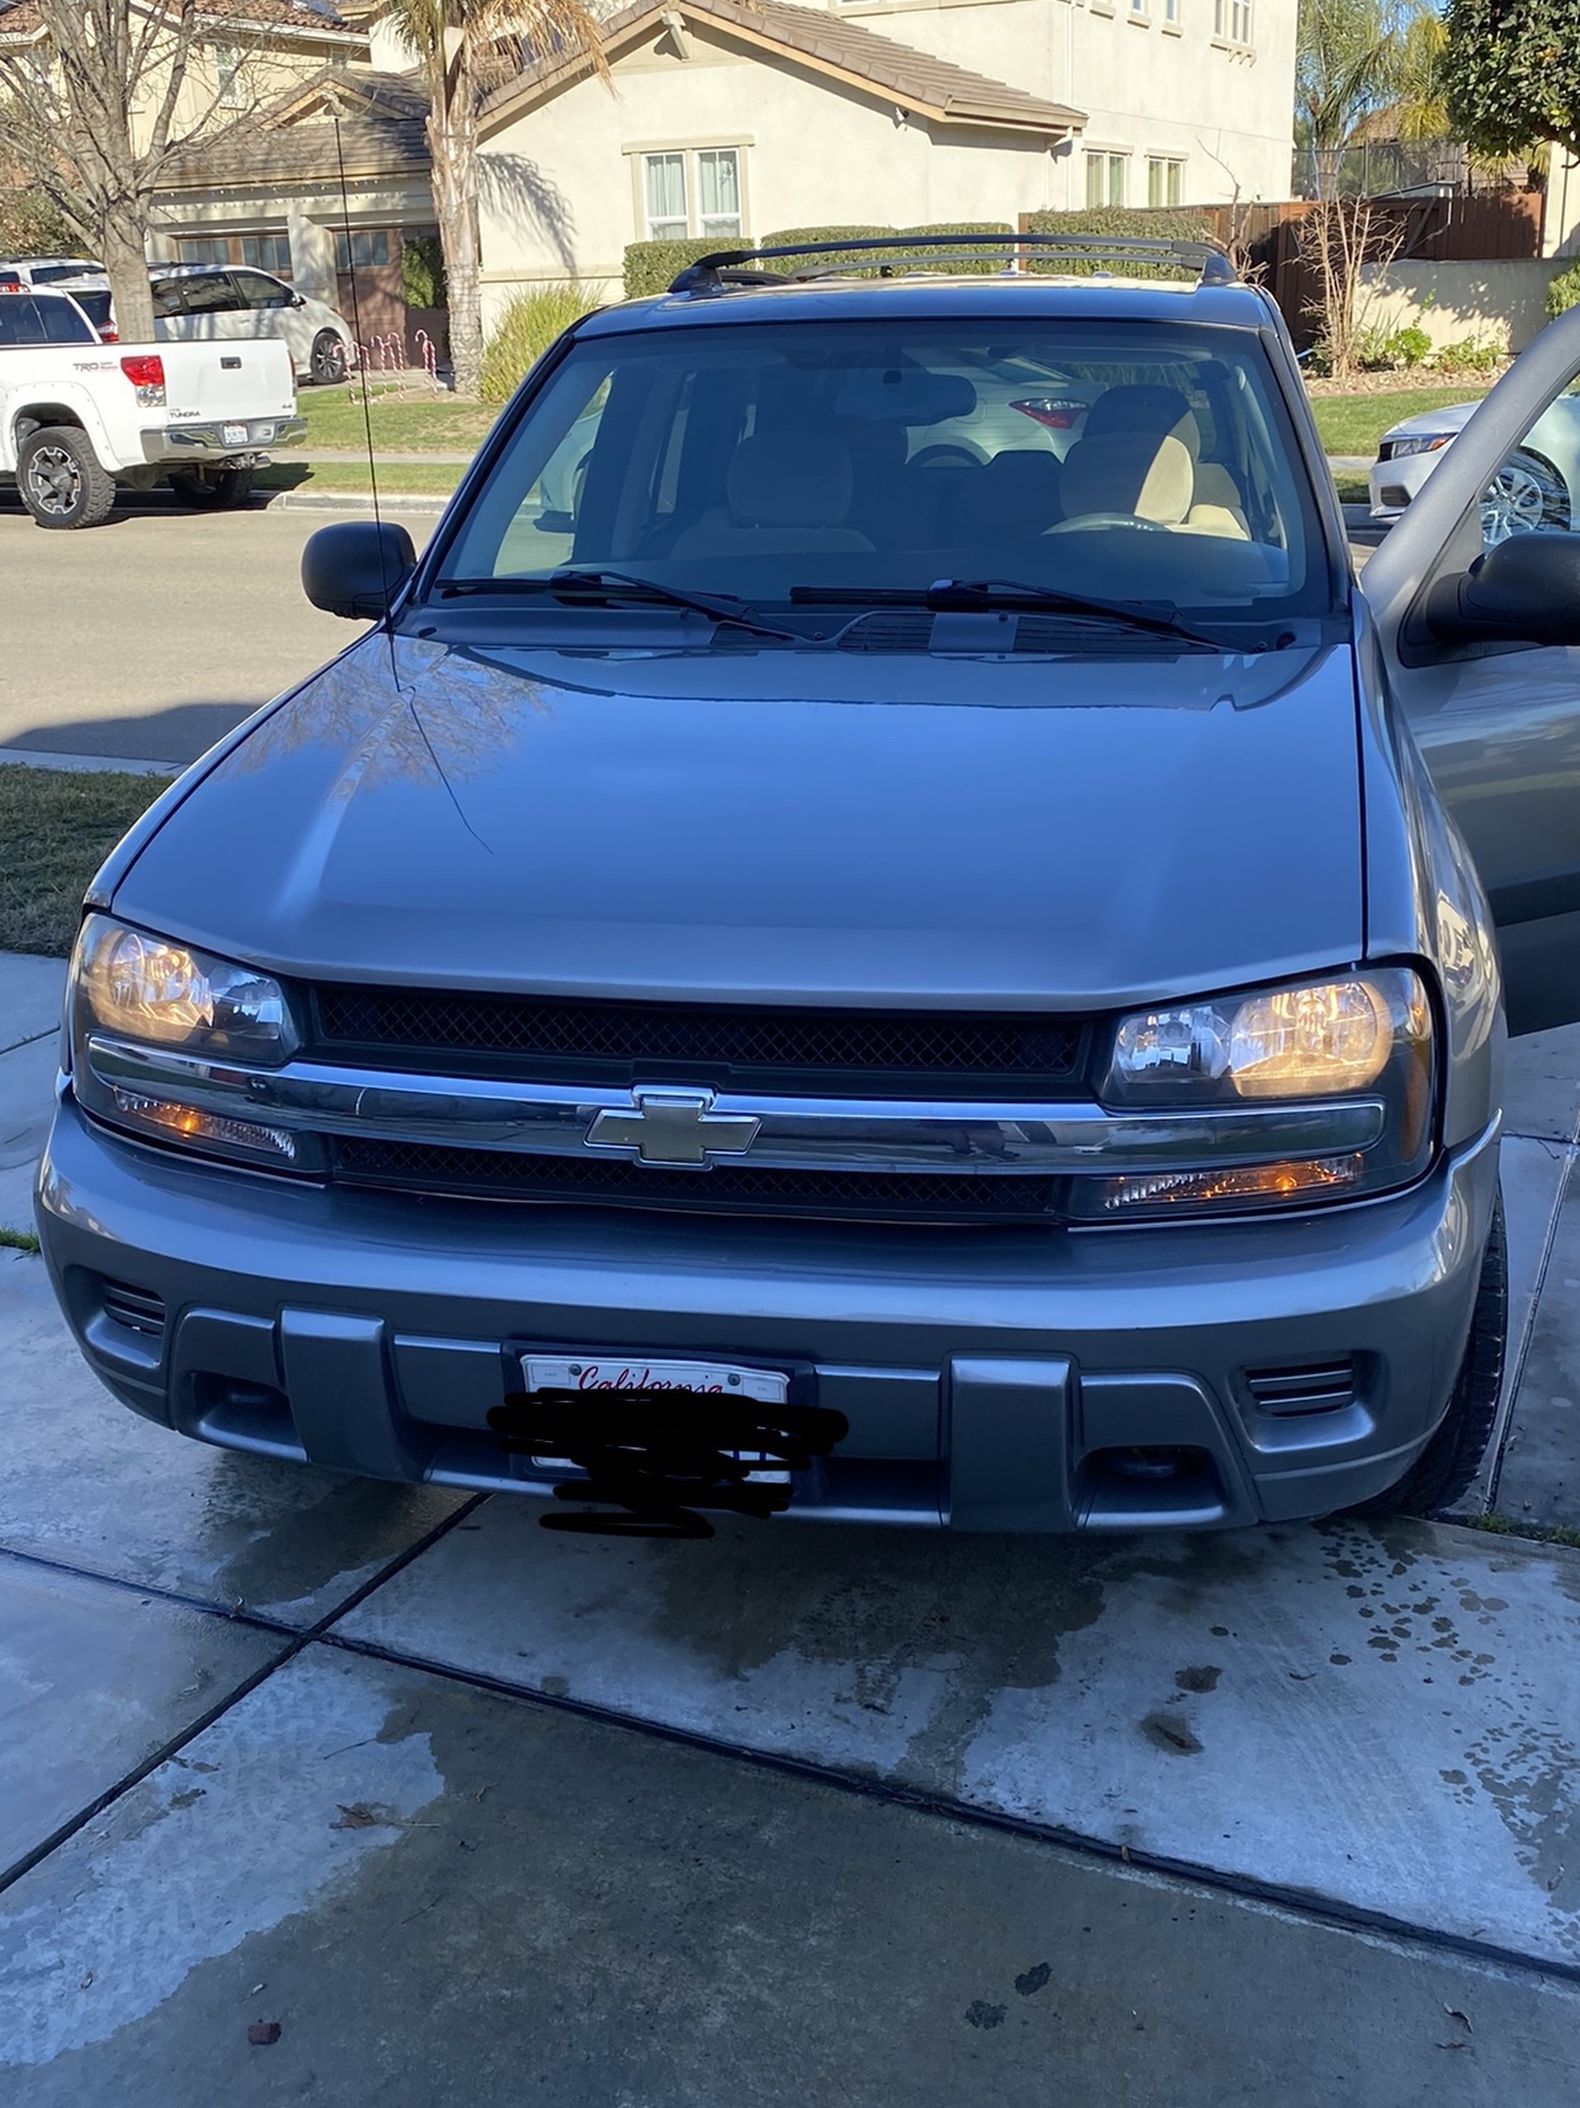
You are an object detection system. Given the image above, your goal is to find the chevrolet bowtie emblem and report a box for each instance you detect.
[585,1089,762,1167]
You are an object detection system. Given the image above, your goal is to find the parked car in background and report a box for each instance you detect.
[151,264,357,385]
[0,288,304,525]
[1370,391,1580,542]
[49,278,117,342]
[0,256,105,289]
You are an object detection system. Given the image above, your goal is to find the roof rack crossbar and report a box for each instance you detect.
[669,231,1237,294]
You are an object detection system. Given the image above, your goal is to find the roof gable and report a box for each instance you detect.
[479,0,1084,140]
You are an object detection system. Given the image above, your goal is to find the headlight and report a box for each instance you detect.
[1076,967,1435,1219]
[70,915,306,1168]
[1386,433,1453,460]
[73,914,296,1062]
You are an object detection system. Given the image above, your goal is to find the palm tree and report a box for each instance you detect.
[379,0,604,396]
[1296,0,1429,194]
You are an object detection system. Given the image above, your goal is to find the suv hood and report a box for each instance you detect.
[114,631,1364,1012]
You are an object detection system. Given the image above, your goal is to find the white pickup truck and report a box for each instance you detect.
[0,288,305,528]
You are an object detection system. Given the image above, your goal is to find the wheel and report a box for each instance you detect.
[310,330,348,386]
[1351,1196,1507,1518]
[1481,449,1570,545]
[18,425,117,530]
[168,467,256,510]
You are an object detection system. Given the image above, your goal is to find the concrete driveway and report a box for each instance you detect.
[3,947,1580,2099]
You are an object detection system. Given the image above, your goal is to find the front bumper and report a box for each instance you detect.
[140,417,306,467]
[36,1094,1500,1533]
[1368,447,1444,521]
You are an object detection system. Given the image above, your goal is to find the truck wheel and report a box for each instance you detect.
[310,330,348,385]
[18,425,117,530]
[1351,1196,1507,1519]
[169,467,256,510]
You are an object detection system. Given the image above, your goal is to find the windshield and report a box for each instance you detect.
[433,317,1334,626]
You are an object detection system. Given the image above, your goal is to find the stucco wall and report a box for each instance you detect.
[477,21,1060,327]
[779,0,1297,207]
[1358,259,1560,357]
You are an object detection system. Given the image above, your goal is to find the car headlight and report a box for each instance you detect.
[69,914,306,1167]
[1074,967,1435,1219]
[1386,433,1453,460]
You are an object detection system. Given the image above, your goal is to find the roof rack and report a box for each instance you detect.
[669,231,1238,295]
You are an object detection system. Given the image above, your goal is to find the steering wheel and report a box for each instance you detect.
[1045,512,1168,534]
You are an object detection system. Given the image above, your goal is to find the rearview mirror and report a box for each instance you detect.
[1426,532,1580,648]
[301,521,417,620]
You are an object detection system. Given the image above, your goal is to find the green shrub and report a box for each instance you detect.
[402,234,446,310]
[1547,260,1580,320]
[0,193,72,259]
[1354,321,1433,371]
[759,225,894,273]
[1427,331,1507,377]
[623,236,729,298]
[899,221,1017,275]
[1021,206,1215,278]
[479,283,598,407]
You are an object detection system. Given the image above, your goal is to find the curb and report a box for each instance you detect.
[0,748,175,777]
[260,488,451,516]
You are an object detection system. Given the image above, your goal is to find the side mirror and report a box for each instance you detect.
[1427,532,1580,648]
[291,291,307,308]
[301,521,416,620]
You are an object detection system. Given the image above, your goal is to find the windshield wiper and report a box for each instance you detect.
[788,578,1252,651]
[439,568,796,642]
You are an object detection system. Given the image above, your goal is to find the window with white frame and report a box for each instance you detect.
[1129,0,1148,16]
[641,147,743,241]
[1147,155,1185,206]
[214,40,245,108]
[1085,151,1128,208]
[1214,0,1252,44]
[1164,0,1180,22]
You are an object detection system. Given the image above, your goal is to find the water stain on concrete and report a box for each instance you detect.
[1141,1711,1202,1757]
[1173,1666,1221,1694]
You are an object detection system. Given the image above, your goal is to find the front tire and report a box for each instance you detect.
[168,467,255,510]
[1481,450,1570,545]
[18,425,117,530]
[310,329,348,385]
[1352,1197,1507,1518]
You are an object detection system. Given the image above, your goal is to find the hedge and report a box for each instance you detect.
[1021,206,1216,278]
[624,236,730,298]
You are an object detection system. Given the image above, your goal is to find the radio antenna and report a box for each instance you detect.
[331,112,400,682]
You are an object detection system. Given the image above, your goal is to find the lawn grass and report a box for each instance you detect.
[296,386,498,454]
[258,460,462,498]
[1310,385,1487,458]
[1331,469,1369,505]
[0,766,170,957]
[0,1227,40,1255]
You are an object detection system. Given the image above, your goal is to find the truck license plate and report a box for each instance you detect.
[222,422,248,446]
[522,1354,788,1404]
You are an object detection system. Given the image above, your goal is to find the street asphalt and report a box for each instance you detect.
[0,496,434,766]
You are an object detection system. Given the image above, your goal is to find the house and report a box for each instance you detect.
[459,0,1297,328]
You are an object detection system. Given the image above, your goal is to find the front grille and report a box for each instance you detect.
[312,987,1085,1096]
[100,1279,167,1340]
[332,1136,1062,1223]
[1244,1359,1358,1416]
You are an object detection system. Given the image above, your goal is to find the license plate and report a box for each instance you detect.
[520,1353,793,1484]
[522,1354,789,1404]
[221,422,248,446]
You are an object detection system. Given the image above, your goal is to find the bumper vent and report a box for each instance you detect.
[311,987,1085,1096]
[1244,1359,1357,1417]
[331,1136,1063,1224]
[100,1279,167,1340]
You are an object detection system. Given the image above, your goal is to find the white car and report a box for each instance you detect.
[150,265,357,386]
[1370,395,1580,542]
[0,256,104,290]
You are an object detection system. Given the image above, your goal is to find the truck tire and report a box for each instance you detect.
[18,425,117,530]
[1351,1196,1507,1519]
[169,467,256,510]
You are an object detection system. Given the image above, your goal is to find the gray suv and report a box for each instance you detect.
[36,236,1580,1536]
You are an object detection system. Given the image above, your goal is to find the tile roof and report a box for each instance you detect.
[0,0,361,40]
[480,0,1084,137]
[159,112,427,188]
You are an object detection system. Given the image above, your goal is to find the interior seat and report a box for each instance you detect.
[670,433,873,558]
[1077,383,1250,538]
